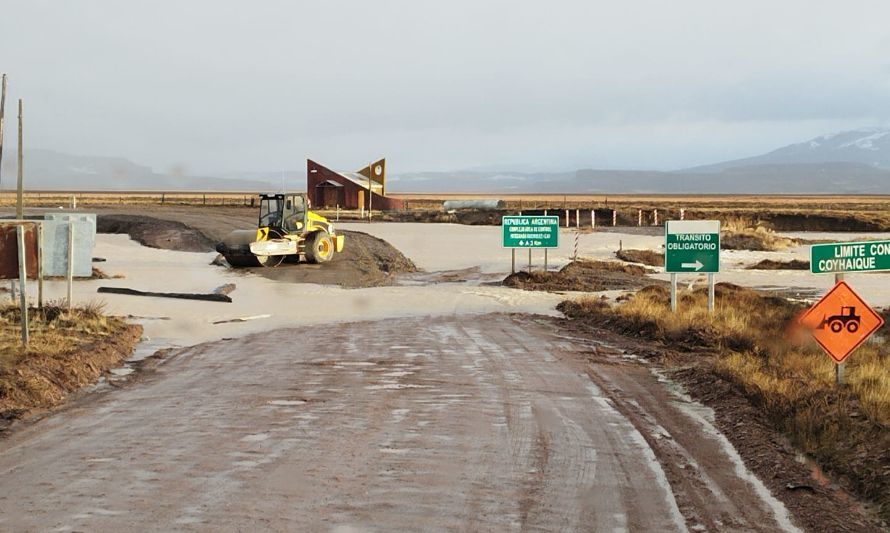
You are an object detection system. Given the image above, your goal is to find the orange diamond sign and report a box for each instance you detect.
[799,281,884,363]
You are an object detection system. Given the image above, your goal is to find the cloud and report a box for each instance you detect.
[1,0,889,174]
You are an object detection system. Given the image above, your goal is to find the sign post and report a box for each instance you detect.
[502,215,559,272]
[664,220,721,313]
[16,225,29,347]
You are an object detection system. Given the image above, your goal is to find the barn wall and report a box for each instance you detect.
[307,159,404,210]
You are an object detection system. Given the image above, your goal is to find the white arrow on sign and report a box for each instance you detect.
[681,260,704,271]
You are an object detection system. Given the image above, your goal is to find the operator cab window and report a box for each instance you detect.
[259,197,282,227]
[283,196,306,232]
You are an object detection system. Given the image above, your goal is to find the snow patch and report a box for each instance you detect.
[839,130,889,151]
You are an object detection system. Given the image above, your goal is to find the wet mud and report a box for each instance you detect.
[240,231,417,288]
[503,259,662,292]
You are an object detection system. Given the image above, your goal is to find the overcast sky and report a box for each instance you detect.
[2,1,890,175]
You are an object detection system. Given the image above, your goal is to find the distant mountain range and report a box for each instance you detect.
[686,128,890,172]
[4,128,890,193]
[0,149,275,191]
[392,128,890,194]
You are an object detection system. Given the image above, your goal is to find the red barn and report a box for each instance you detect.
[307,158,404,211]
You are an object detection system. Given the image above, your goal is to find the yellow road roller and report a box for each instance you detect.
[216,193,345,267]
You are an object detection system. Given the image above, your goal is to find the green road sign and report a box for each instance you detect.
[502,216,559,248]
[810,240,890,274]
[665,220,720,273]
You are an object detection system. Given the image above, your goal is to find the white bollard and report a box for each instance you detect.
[638,209,642,227]
[575,209,580,228]
[565,209,570,228]
[680,208,686,221]
[653,209,659,226]
[573,231,579,260]
[591,210,595,230]
[612,209,617,226]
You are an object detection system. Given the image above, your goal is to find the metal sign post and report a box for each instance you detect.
[835,273,845,385]
[67,221,74,310]
[37,222,43,308]
[670,273,677,312]
[367,161,372,222]
[16,225,29,347]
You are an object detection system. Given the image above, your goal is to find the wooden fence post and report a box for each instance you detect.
[16,99,24,220]
[0,74,6,191]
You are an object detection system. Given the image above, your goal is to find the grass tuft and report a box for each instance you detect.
[615,248,664,267]
[721,217,800,251]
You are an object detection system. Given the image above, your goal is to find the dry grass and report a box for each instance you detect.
[721,217,800,251]
[560,284,890,520]
[615,249,664,267]
[0,192,257,208]
[746,259,810,270]
[0,301,139,423]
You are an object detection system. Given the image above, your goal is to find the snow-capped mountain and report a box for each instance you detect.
[687,127,890,172]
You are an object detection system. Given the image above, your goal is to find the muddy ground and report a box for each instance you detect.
[557,318,886,533]
[503,259,663,292]
[96,212,416,288]
[98,214,216,252]
[0,314,815,532]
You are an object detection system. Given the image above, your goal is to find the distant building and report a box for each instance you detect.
[307,158,404,210]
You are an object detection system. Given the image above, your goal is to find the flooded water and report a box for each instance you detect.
[32,233,566,349]
[20,223,890,355]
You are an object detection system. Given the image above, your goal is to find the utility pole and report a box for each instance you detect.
[368,161,373,222]
[0,74,6,191]
[16,99,23,219]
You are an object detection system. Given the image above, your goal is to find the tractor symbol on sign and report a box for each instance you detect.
[818,306,861,333]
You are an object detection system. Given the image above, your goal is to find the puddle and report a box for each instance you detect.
[365,384,432,390]
[241,433,270,443]
[267,400,306,407]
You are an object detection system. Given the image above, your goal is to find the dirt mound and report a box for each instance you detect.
[615,248,664,267]
[0,304,141,433]
[503,260,659,292]
[746,259,810,270]
[96,214,416,289]
[97,214,216,252]
[240,230,417,288]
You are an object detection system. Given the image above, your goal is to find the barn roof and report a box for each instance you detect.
[338,172,383,192]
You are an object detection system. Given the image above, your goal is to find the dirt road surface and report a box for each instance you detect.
[0,314,797,532]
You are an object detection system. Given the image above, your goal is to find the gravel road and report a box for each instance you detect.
[0,314,797,532]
